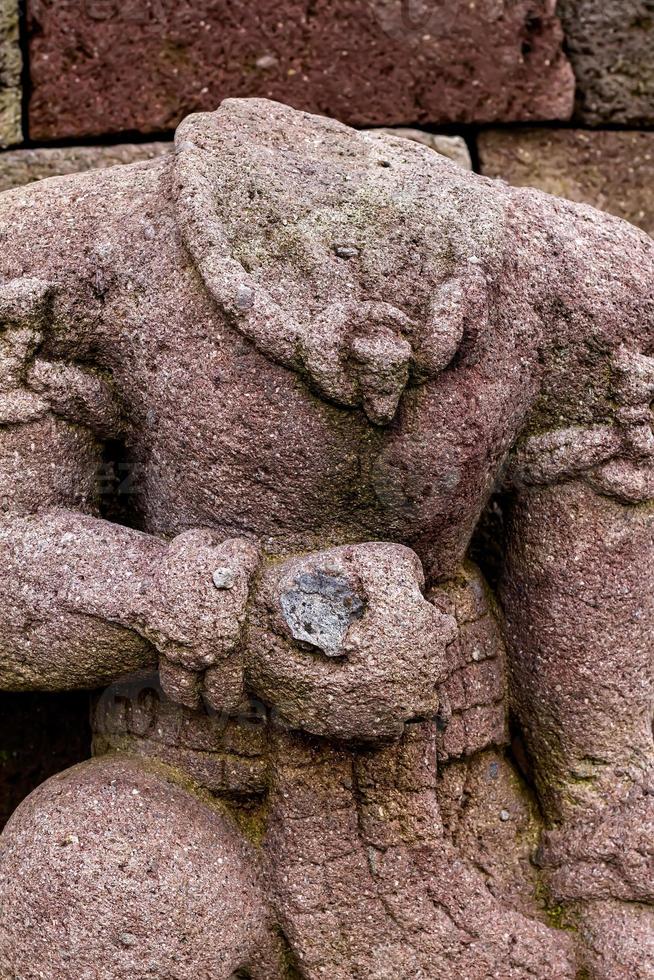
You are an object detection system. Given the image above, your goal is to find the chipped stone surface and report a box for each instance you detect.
[0,0,21,147]
[479,127,654,236]
[250,542,456,741]
[26,0,573,140]
[279,569,366,656]
[0,141,171,192]
[557,0,654,125]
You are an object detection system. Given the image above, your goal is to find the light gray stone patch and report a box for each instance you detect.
[280,571,365,656]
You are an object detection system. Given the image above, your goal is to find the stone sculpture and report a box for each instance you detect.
[0,98,651,979]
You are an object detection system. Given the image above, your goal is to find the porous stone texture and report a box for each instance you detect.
[26,0,574,140]
[249,542,457,741]
[437,749,546,922]
[92,674,271,798]
[502,481,654,976]
[478,128,654,236]
[0,0,21,147]
[0,132,465,195]
[430,564,508,763]
[0,141,172,192]
[0,757,273,979]
[264,724,576,979]
[368,128,472,170]
[557,0,654,125]
[0,98,652,977]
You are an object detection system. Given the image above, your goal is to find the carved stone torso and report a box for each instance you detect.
[3,104,652,574]
[0,146,528,576]
[0,100,653,980]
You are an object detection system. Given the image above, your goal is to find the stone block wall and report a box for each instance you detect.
[25,0,574,139]
[1,0,652,823]
[0,0,21,147]
[0,2,651,225]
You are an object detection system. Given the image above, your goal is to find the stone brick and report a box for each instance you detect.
[26,0,573,141]
[478,128,654,236]
[0,141,171,192]
[557,0,654,125]
[0,0,21,147]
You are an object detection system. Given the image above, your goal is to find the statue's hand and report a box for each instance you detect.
[139,530,260,710]
[247,541,458,741]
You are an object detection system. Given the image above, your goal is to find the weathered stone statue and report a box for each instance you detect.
[0,99,651,979]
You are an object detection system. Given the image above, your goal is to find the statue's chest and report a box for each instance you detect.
[117,332,523,578]
[126,343,395,552]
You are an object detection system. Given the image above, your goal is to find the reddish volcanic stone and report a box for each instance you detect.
[478,128,654,237]
[0,95,653,978]
[26,0,574,141]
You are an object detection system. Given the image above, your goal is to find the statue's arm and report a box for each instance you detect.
[499,348,654,909]
[0,498,259,707]
[501,480,654,820]
[501,348,654,811]
[0,503,162,692]
[0,278,259,705]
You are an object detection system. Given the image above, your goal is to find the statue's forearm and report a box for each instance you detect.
[0,506,262,708]
[0,279,163,689]
[0,507,164,690]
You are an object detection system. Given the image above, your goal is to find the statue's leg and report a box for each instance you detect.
[0,755,275,980]
[431,563,549,924]
[501,481,654,978]
[264,724,576,979]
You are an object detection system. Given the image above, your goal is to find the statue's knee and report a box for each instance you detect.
[0,757,268,979]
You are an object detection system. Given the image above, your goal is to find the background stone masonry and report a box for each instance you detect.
[1,0,653,825]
